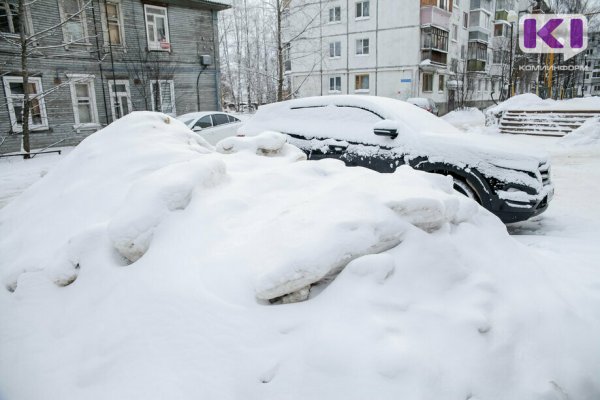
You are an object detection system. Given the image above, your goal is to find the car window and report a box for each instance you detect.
[212,113,230,126]
[228,115,240,123]
[194,116,212,129]
[183,119,194,126]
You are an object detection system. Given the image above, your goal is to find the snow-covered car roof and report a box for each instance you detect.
[406,97,432,107]
[243,95,459,142]
[177,111,242,121]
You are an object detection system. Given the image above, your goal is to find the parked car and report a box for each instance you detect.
[177,112,243,145]
[240,95,554,223]
[407,97,439,115]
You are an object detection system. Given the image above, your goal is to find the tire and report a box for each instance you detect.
[453,177,480,203]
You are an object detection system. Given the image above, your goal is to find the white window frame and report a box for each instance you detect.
[355,0,370,19]
[2,76,48,132]
[422,73,433,92]
[107,79,133,121]
[57,0,90,44]
[149,79,176,115]
[438,75,445,93]
[329,41,341,58]
[0,0,34,36]
[354,73,369,93]
[328,6,341,23]
[100,0,126,48]
[356,38,369,55]
[144,4,171,51]
[67,74,99,128]
[329,76,342,93]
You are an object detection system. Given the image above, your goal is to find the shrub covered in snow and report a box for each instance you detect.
[1,112,599,400]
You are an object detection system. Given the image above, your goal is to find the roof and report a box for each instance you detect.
[163,0,231,11]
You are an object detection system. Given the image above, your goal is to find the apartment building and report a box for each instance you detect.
[0,0,229,154]
[283,0,534,114]
[582,31,600,97]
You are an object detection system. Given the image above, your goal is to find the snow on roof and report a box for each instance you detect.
[1,112,598,399]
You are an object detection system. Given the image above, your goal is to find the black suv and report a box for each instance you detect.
[240,95,554,223]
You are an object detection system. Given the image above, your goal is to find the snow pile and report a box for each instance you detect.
[487,94,600,115]
[559,117,600,147]
[442,107,486,130]
[1,112,599,400]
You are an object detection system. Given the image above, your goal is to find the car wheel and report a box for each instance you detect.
[453,177,479,203]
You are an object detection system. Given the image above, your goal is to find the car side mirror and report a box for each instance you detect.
[192,126,203,132]
[373,120,399,139]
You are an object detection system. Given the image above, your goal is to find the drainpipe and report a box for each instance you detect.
[196,64,207,111]
[212,10,222,110]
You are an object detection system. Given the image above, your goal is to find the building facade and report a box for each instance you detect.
[283,0,540,114]
[0,0,229,154]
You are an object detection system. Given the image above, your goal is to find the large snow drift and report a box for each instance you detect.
[1,112,599,400]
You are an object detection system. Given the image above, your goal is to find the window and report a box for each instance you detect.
[102,1,124,46]
[227,115,240,123]
[450,58,458,72]
[438,75,445,92]
[461,44,465,59]
[329,6,341,22]
[68,74,99,127]
[0,0,31,34]
[329,41,341,58]
[2,76,48,132]
[194,115,212,129]
[421,27,448,51]
[485,79,489,91]
[463,12,468,28]
[144,4,170,51]
[150,80,176,115]
[355,1,369,19]
[478,79,482,91]
[108,80,132,120]
[356,38,369,55]
[212,113,229,126]
[329,76,342,92]
[355,74,369,92]
[58,0,88,43]
[452,24,458,41]
[422,73,433,92]
[593,71,600,78]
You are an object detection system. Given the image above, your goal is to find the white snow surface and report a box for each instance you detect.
[1,112,600,400]
[442,108,486,131]
[486,94,600,115]
[559,117,600,147]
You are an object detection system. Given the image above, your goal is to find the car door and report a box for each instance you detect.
[204,113,239,144]
[192,115,214,142]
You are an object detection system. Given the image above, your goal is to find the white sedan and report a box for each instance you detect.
[177,112,244,145]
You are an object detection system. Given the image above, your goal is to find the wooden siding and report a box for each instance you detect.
[0,0,224,154]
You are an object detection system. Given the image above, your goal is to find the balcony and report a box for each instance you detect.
[495,10,508,21]
[467,60,486,71]
[470,0,492,12]
[469,30,489,42]
[420,6,451,31]
[421,50,448,65]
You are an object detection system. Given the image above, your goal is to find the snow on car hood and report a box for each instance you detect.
[243,95,549,175]
[1,112,597,400]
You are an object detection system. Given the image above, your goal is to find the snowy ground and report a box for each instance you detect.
[0,113,599,400]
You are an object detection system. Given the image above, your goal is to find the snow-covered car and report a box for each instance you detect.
[177,112,243,145]
[406,97,439,116]
[240,95,554,223]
